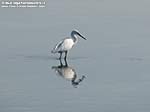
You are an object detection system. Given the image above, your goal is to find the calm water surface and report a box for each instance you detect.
[0,0,150,112]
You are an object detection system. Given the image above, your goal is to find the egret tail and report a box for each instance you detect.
[51,49,57,53]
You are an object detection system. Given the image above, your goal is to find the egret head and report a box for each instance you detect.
[71,29,86,40]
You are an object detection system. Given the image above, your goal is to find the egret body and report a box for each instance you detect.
[51,30,86,59]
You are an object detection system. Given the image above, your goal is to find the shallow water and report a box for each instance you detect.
[1,0,150,112]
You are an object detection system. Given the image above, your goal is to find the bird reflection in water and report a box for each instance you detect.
[52,59,85,88]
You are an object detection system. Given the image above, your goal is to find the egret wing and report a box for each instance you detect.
[51,40,64,53]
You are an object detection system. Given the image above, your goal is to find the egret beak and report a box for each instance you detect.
[77,33,87,40]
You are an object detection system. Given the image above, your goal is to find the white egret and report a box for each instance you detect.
[51,29,86,59]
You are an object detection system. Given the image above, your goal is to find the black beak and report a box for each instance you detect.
[77,33,87,40]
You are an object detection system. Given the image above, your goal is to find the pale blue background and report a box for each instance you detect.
[0,0,150,112]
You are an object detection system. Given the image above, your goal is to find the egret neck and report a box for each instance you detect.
[71,32,78,44]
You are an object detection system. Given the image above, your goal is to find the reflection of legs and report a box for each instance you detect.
[64,51,68,60]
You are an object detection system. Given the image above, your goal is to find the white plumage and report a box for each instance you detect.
[51,29,86,59]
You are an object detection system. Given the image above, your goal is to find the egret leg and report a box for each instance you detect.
[64,58,68,67]
[64,51,68,60]
[59,52,62,60]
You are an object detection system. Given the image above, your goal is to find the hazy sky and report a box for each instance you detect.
[46,0,150,16]
[1,0,150,17]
